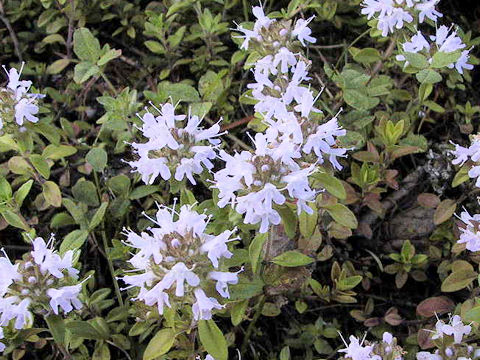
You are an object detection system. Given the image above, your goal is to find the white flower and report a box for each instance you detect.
[273,47,298,73]
[31,236,78,279]
[416,352,442,360]
[303,116,347,170]
[451,138,480,186]
[128,104,221,185]
[292,16,316,46]
[47,284,83,315]
[338,335,375,360]
[236,183,286,233]
[0,297,32,330]
[0,252,21,296]
[431,25,465,53]
[382,332,393,344]
[450,50,474,74]
[0,326,5,352]
[158,262,200,297]
[361,0,414,37]
[396,31,430,64]
[208,269,242,298]
[192,288,224,320]
[441,315,471,343]
[201,230,237,268]
[416,0,443,23]
[14,97,39,125]
[136,283,171,315]
[122,205,238,320]
[252,5,274,32]
[457,210,480,252]
[2,63,43,129]
[282,166,316,214]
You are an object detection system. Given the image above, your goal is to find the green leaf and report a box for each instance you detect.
[452,165,470,188]
[249,232,267,274]
[431,51,461,69]
[271,250,314,267]
[0,177,12,201]
[324,204,358,229]
[98,49,122,66]
[43,144,77,160]
[14,180,33,207]
[416,69,442,84]
[89,202,108,230]
[43,181,62,207]
[353,48,381,64]
[143,328,176,360]
[46,315,67,346]
[337,275,362,291]
[47,59,71,74]
[465,306,480,323]
[129,185,159,200]
[66,320,107,340]
[433,199,456,225]
[276,205,297,239]
[72,181,99,207]
[230,300,248,326]
[198,320,228,360]
[29,154,50,179]
[74,62,100,84]
[403,52,429,69]
[86,148,108,172]
[1,210,28,230]
[441,269,477,292]
[299,204,318,239]
[73,28,101,62]
[59,229,89,254]
[311,173,346,199]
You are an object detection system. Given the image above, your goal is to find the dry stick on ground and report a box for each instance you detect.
[0,1,22,62]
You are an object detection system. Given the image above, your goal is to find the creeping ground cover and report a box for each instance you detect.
[1,0,480,359]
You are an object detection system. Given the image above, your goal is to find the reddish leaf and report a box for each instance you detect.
[417,193,440,209]
[416,296,454,317]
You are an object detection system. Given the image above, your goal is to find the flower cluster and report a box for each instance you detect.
[338,315,479,360]
[219,6,347,232]
[338,331,404,360]
[0,63,43,131]
[397,25,474,74]
[0,236,83,351]
[418,315,476,359]
[121,204,241,321]
[361,0,442,37]
[456,210,480,252]
[128,103,222,185]
[234,6,316,50]
[451,135,480,187]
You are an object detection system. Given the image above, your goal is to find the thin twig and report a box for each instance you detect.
[0,1,22,62]
[65,0,75,58]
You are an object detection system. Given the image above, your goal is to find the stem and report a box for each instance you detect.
[93,171,124,307]
[65,0,75,59]
[100,72,117,96]
[240,295,266,356]
[0,1,22,62]
[334,29,371,71]
[242,0,249,21]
